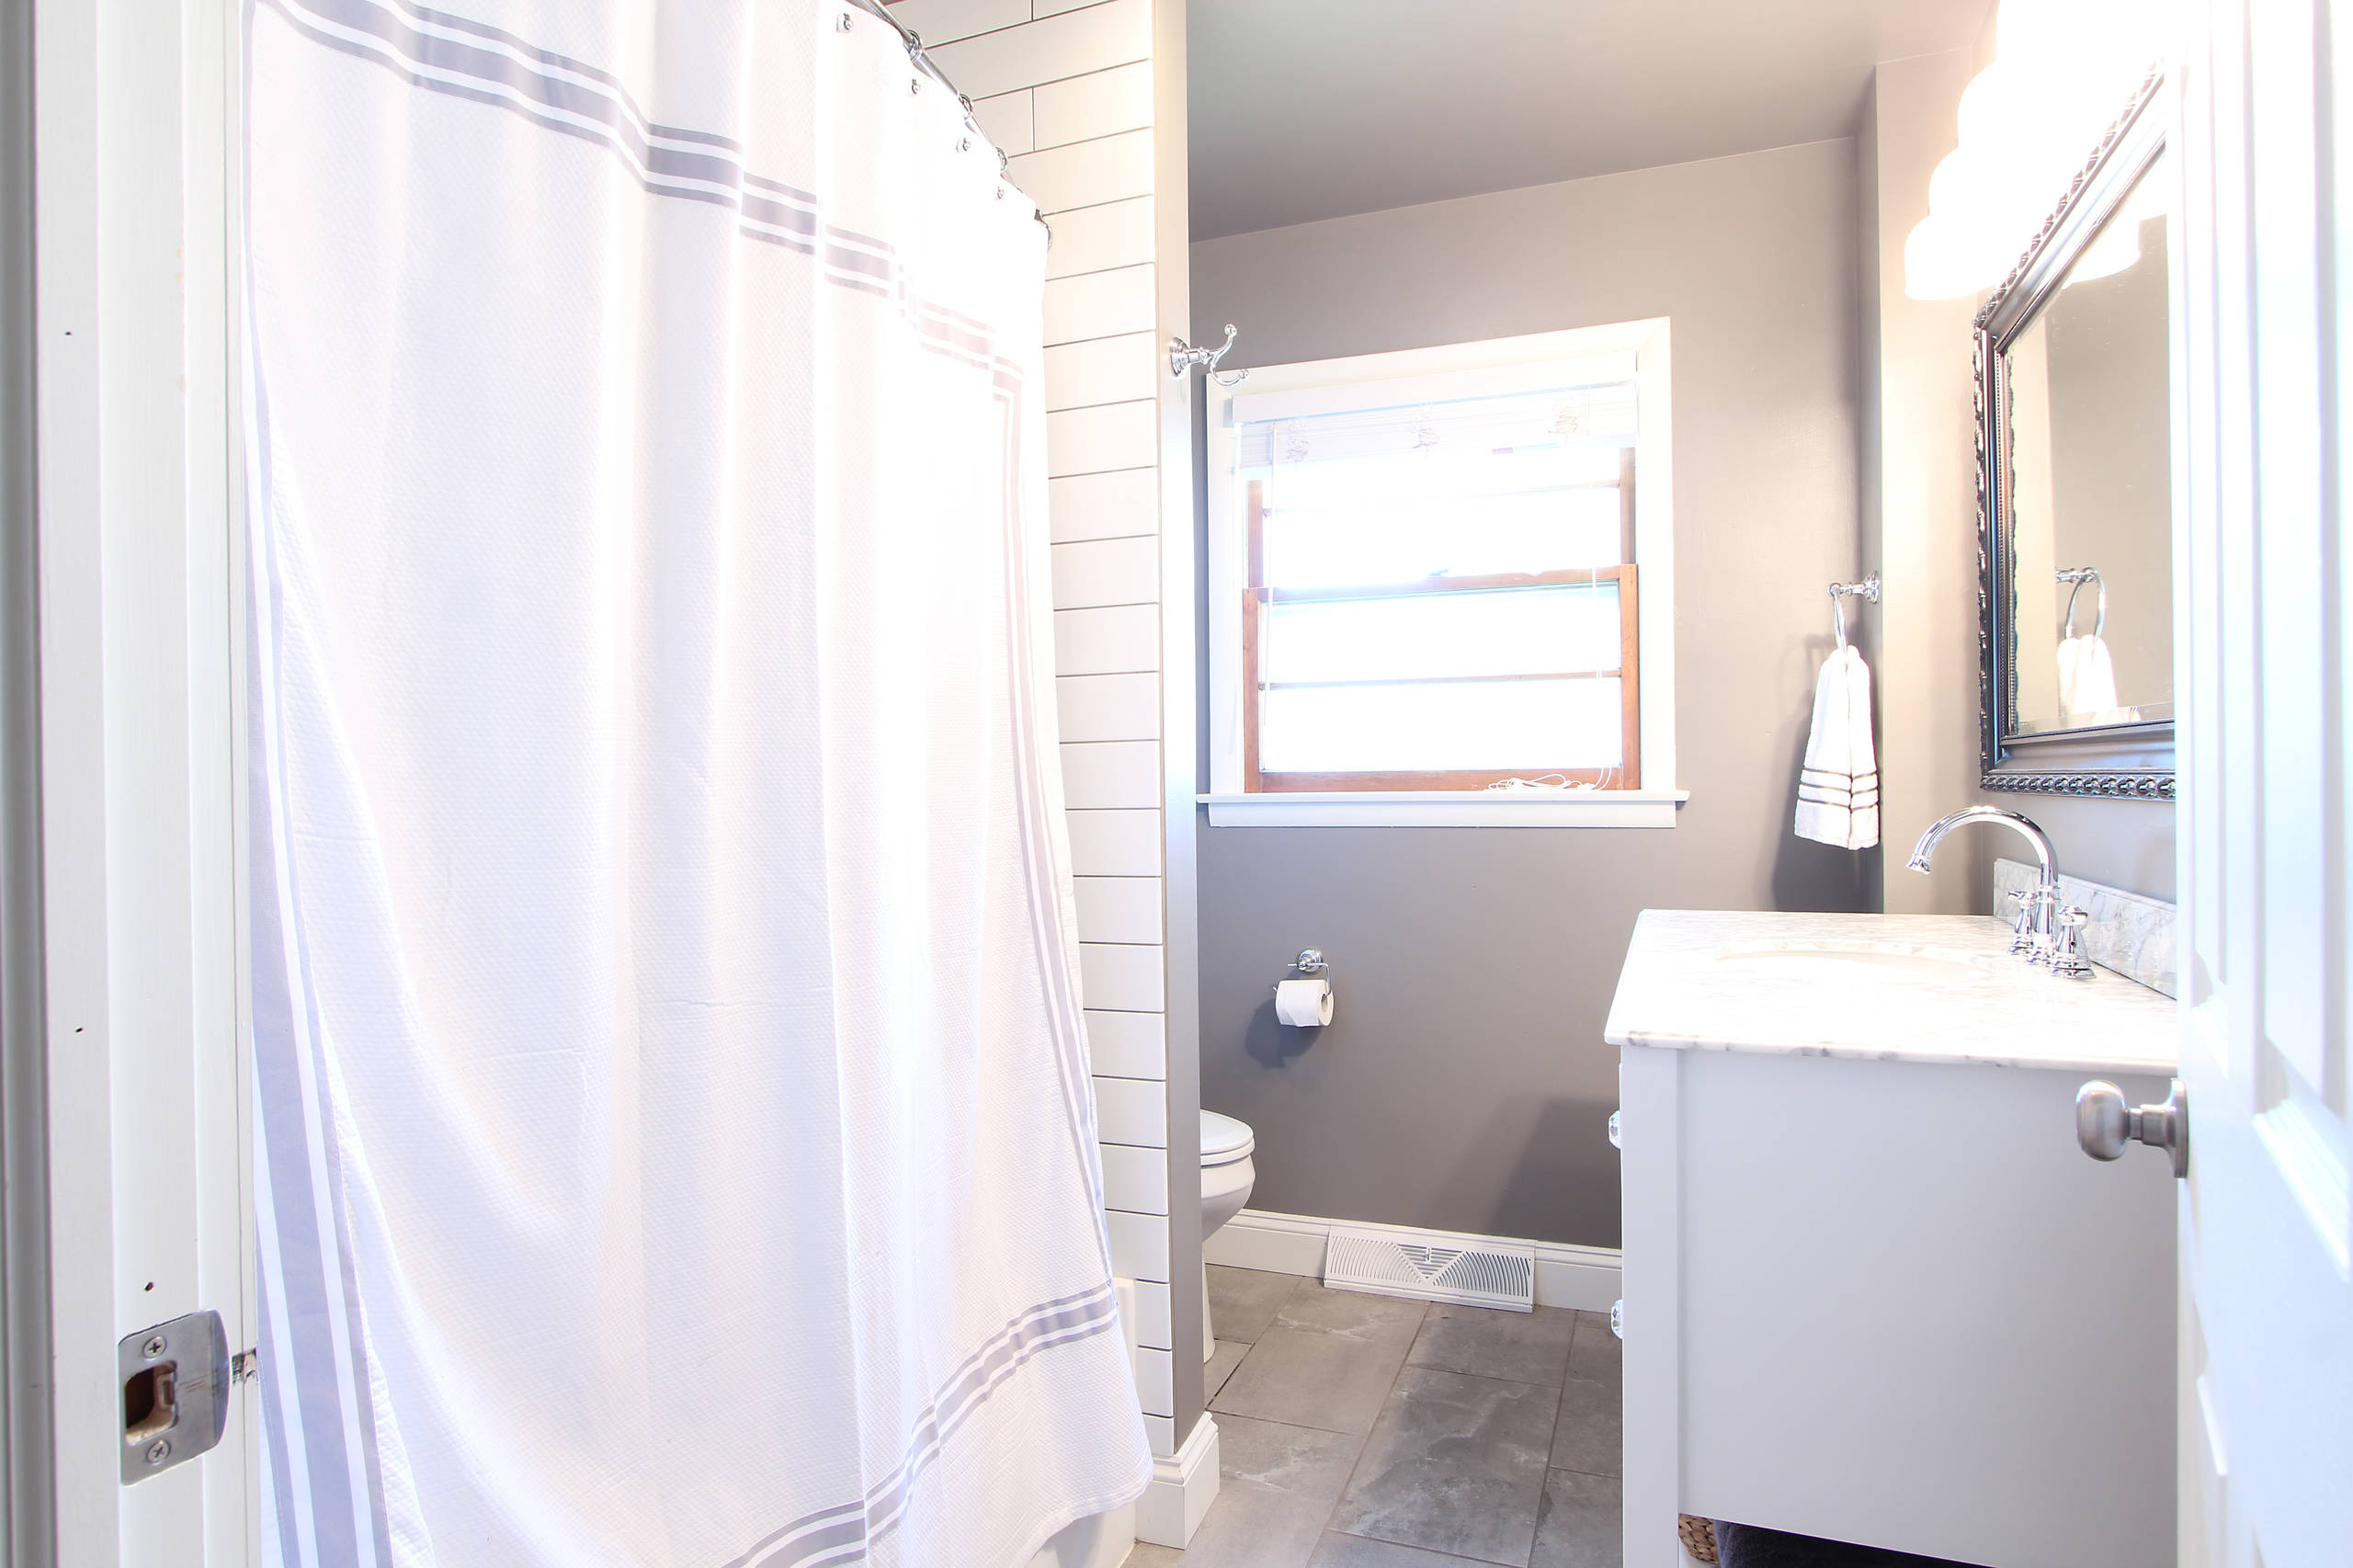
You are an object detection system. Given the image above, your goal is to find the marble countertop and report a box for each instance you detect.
[1604,910,2179,1074]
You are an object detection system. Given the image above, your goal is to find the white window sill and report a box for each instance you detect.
[1198,790,1689,828]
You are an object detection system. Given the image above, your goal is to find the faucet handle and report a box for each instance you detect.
[2006,889,2040,956]
[2050,905,2095,979]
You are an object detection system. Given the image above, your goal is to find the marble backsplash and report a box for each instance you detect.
[1992,858,2177,997]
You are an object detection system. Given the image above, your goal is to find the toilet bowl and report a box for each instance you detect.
[1199,1109,1256,1362]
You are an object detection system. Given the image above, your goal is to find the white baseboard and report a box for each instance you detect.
[1133,1413,1219,1548]
[1203,1209,1623,1313]
[1199,1209,1329,1276]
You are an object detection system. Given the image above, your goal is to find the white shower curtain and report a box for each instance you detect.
[243,3,1151,1565]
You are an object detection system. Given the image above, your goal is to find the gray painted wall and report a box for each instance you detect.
[1859,51,2000,920]
[1191,141,1864,1248]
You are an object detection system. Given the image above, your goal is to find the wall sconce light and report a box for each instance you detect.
[1903,0,2176,301]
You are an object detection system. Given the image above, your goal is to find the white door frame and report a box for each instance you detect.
[2,0,52,1557]
[28,1,254,1563]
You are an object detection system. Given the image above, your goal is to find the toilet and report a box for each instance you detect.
[1198,1108,1256,1361]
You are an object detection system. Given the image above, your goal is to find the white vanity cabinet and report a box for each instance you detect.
[1607,911,2177,1568]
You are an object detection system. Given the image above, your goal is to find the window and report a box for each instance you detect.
[1205,324,1678,826]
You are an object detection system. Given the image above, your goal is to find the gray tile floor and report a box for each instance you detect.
[1127,1267,1622,1568]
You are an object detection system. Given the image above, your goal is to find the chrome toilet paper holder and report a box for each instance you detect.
[1270,949,1328,994]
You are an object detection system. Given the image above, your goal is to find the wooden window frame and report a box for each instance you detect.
[1241,451,1643,794]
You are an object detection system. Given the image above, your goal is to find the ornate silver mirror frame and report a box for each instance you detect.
[1975,66,2176,801]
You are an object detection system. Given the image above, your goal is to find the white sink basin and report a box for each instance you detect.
[1711,940,2002,984]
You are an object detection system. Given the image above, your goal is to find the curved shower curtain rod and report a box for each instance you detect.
[840,0,1052,237]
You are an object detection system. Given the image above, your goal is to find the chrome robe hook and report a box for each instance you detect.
[1169,324,1238,379]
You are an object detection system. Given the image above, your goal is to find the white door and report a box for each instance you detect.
[29,1,254,1562]
[2170,3,2352,1564]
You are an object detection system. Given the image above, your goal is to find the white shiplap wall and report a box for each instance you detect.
[889,0,1179,1456]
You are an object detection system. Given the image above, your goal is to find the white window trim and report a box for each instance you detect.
[1200,320,1681,828]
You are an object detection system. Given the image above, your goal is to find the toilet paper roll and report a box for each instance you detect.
[1275,976,1334,1027]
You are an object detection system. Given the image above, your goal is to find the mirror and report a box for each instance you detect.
[2006,151,2172,734]
[1978,74,2176,799]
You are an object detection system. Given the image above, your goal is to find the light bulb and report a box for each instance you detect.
[2063,222,2142,285]
[1957,61,2015,151]
[1904,0,2177,301]
[1905,214,2010,301]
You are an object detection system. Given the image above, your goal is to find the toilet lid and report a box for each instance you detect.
[1199,1109,1255,1165]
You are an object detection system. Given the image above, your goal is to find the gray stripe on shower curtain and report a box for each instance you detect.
[242,162,400,1560]
[721,1287,1123,1568]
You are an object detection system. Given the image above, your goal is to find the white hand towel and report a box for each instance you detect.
[2057,633,2120,722]
[1795,644,1880,849]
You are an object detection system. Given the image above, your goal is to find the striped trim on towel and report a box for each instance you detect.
[1799,767,1880,810]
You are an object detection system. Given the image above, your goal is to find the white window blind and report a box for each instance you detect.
[1237,381,1643,789]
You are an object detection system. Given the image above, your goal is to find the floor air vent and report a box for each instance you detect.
[1323,1227,1536,1312]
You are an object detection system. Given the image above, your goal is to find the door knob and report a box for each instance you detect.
[2075,1077,2188,1177]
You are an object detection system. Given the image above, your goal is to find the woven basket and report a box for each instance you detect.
[1677,1515,1719,1564]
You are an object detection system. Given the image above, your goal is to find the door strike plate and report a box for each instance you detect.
[119,1311,231,1484]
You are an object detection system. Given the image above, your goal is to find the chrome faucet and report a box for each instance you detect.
[1907,806,2091,976]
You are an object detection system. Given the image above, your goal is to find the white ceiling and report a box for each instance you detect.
[1188,0,1993,240]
